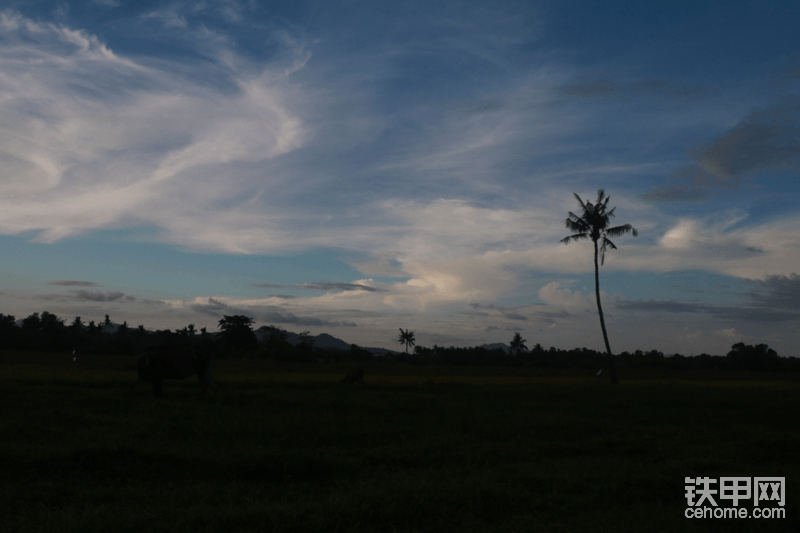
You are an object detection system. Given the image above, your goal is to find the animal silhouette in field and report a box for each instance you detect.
[131,345,218,397]
[340,368,364,383]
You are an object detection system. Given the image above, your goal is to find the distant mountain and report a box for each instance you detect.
[480,343,510,353]
[362,346,401,357]
[311,333,351,350]
[254,327,398,355]
[308,333,401,356]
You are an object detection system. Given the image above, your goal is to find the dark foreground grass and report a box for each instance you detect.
[1,364,797,532]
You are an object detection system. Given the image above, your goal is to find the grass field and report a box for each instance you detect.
[1,358,797,532]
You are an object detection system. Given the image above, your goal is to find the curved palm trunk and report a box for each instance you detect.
[594,240,619,384]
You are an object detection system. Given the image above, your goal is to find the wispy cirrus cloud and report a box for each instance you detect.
[606,273,800,323]
[616,299,800,323]
[0,9,306,250]
[557,78,715,100]
[253,282,383,292]
[181,296,355,327]
[73,290,130,302]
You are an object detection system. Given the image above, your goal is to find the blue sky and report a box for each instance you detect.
[1,0,799,356]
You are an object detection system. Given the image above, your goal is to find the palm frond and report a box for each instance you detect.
[560,233,589,244]
[572,192,588,212]
[600,237,617,251]
[599,237,617,265]
[564,214,589,233]
[606,223,637,237]
[561,190,637,260]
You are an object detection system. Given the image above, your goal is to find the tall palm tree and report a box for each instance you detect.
[397,328,415,354]
[560,190,637,384]
[509,332,528,356]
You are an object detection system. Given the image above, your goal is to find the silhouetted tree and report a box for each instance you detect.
[264,325,288,343]
[294,330,316,361]
[259,325,291,359]
[509,332,528,356]
[561,189,637,384]
[0,314,18,348]
[350,344,373,362]
[39,311,66,351]
[218,315,257,355]
[70,316,84,337]
[726,342,779,371]
[114,321,132,355]
[398,328,415,354]
[298,330,315,347]
[21,312,41,348]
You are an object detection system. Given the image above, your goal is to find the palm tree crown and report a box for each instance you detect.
[560,189,637,265]
[397,328,415,354]
[509,332,528,356]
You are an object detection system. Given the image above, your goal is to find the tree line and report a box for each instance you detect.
[0,311,212,356]
[0,311,373,363]
[0,310,796,372]
[406,342,799,372]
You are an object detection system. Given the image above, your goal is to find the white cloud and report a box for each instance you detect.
[538,281,595,313]
[629,213,800,279]
[536,281,628,315]
[0,11,306,246]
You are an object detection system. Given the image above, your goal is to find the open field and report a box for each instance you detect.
[1,353,798,532]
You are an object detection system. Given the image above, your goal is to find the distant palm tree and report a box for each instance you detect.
[560,190,637,384]
[509,332,528,356]
[70,316,83,336]
[397,328,415,354]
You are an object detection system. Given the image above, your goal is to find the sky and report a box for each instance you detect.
[1,0,799,356]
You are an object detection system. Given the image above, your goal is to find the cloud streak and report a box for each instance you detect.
[73,290,129,302]
[643,95,800,201]
[253,282,384,292]
[558,78,714,100]
[183,296,355,327]
[0,10,306,250]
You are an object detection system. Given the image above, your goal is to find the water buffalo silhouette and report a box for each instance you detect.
[340,368,364,383]
[132,345,218,397]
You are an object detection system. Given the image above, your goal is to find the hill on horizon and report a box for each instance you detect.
[254,327,400,356]
[254,327,511,356]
